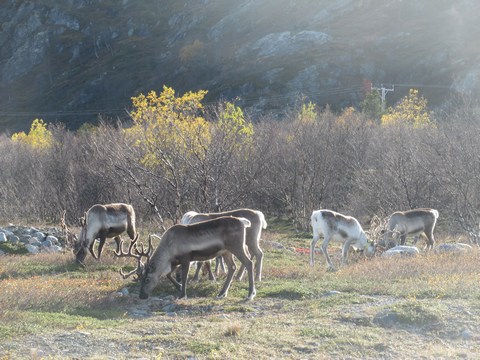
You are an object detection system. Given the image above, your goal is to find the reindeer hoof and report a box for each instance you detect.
[75,259,86,268]
[217,292,227,299]
[326,266,337,272]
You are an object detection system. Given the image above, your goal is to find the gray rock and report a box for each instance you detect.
[373,310,399,328]
[434,243,472,254]
[46,235,59,245]
[25,244,39,254]
[461,329,473,340]
[162,303,177,313]
[19,235,31,243]
[41,239,53,248]
[8,235,19,244]
[29,237,42,246]
[381,245,420,258]
[1,229,14,238]
[51,245,62,253]
[32,231,46,241]
[119,288,129,296]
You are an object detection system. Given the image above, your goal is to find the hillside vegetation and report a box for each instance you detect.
[1,0,479,131]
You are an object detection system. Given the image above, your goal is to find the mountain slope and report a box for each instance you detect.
[1,0,479,132]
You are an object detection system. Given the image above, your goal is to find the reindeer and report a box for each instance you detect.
[383,208,439,250]
[310,209,375,271]
[73,203,137,264]
[181,209,267,282]
[134,216,256,300]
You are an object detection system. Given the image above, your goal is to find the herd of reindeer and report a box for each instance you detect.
[61,204,440,301]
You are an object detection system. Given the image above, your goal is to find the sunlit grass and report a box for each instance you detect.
[0,229,479,358]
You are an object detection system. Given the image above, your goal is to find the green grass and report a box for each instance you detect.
[0,242,29,255]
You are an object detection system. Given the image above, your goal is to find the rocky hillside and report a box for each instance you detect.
[1,0,479,131]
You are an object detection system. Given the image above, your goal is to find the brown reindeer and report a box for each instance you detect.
[181,209,267,282]
[383,208,439,250]
[73,203,137,264]
[130,216,256,300]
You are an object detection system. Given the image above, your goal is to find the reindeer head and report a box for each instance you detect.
[60,210,86,265]
[365,215,395,254]
[73,213,88,265]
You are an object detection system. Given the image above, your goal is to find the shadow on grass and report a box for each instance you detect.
[0,261,85,280]
[263,288,317,300]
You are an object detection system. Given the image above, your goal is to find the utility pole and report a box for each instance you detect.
[371,83,394,111]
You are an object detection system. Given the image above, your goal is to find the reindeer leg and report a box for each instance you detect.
[310,233,320,266]
[320,235,335,271]
[178,258,191,299]
[205,260,216,281]
[88,238,98,259]
[217,253,237,299]
[192,262,202,282]
[167,266,182,292]
[252,247,264,282]
[341,239,354,266]
[232,247,256,301]
[215,256,225,276]
[425,230,435,252]
[96,236,107,260]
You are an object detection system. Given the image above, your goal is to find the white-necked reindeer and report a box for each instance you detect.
[134,216,256,300]
[310,209,375,271]
[181,209,267,282]
[383,208,439,250]
[73,203,137,264]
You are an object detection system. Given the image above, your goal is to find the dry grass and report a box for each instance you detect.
[0,232,479,359]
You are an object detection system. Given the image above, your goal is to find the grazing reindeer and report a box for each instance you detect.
[73,203,137,264]
[136,216,256,300]
[310,210,375,271]
[181,209,267,281]
[383,208,439,250]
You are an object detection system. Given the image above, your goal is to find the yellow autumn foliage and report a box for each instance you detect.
[217,101,254,142]
[296,101,317,124]
[11,119,53,149]
[126,86,210,167]
[381,89,433,127]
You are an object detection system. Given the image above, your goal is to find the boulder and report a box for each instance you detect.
[32,231,46,241]
[25,244,40,254]
[434,243,473,254]
[381,245,420,258]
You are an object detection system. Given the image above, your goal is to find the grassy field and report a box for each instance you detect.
[0,224,479,359]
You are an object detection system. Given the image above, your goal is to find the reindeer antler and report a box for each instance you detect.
[114,234,153,281]
[60,210,78,249]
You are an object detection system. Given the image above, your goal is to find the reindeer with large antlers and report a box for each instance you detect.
[118,216,256,300]
[71,203,138,265]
